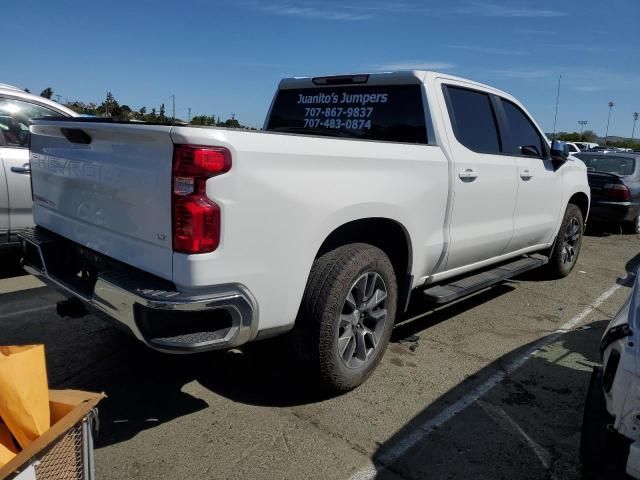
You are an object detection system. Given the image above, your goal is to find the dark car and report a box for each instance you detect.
[575,152,640,233]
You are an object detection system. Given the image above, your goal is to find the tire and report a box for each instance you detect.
[547,203,584,278]
[293,243,397,392]
[580,367,631,479]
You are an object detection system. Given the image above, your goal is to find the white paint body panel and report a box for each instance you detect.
[28,71,589,336]
[0,147,32,231]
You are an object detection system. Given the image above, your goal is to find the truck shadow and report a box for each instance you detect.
[0,250,25,280]
[19,283,514,448]
[1,262,627,455]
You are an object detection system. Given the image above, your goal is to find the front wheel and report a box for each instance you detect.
[546,203,584,278]
[293,243,397,392]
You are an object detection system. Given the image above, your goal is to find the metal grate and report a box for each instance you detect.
[33,424,84,480]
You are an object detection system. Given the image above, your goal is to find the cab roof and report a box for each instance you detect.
[278,70,513,100]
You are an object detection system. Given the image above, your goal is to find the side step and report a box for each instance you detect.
[422,254,548,304]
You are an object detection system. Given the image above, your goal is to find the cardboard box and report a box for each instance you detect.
[0,390,104,480]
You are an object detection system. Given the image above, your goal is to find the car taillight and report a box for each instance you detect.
[172,145,231,254]
[603,183,631,202]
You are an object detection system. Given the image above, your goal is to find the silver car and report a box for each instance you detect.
[0,83,76,247]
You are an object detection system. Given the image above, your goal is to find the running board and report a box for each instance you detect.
[422,254,548,304]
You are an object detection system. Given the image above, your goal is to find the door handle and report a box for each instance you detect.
[10,164,31,174]
[458,168,479,180]
[519,169,533,180]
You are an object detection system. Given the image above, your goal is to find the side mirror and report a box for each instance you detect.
[550,140,569,162]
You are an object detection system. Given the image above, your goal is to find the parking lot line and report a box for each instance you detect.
[349,282,622,480]
[1,304,55,319]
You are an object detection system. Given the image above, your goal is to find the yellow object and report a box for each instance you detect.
[0,345,50,449]
[0,423,18,468]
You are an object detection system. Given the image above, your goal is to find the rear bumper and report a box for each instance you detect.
[589,201,638,223]
[19,227,258,354]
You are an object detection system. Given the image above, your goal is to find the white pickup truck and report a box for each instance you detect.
[22,71,589,391]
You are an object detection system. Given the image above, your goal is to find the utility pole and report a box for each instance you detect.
[187,107,191,123]
[578,120,588,137]
[172,94,175,125]
[55,94,62,103]
[552,74,561,140]
[605,101,614,145]
[633,112,639,140]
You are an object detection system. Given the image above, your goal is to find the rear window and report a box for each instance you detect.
[444,86,502,154]
[576,154,636,176]
[266,84,429,144]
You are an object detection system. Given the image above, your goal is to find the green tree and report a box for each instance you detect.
[96,91,121,118]
[40,87,54,99]
[64,101,98,116]
[120,104,132,120]
[221,118,241,128]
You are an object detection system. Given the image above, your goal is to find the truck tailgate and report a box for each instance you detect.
[29,121,175,280]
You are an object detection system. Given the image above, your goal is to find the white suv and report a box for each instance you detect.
[0,84,77,247]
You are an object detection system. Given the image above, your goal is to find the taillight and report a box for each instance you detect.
[603,183,631,202]
[172,145,231,254]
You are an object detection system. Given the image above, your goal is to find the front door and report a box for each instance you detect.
[496,97,563,251]
[439,82,518,270]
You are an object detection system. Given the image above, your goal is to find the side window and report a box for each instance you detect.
[500,99,548,158]
[0,98,61,148]
[444,86,502,154]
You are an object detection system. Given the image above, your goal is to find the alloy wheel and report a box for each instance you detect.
[337,272,388,369]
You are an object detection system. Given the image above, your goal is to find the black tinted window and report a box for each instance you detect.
[266,85,428,144]
[501,99,546,157]
[445,86,501,154]
[0,98,61,147]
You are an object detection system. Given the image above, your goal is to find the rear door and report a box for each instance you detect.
[439,82,518,270]
[495,97,563,251]
[0,97,64,237]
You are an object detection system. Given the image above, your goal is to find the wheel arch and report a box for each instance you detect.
[315,217,414,313]
[568,191,590,222]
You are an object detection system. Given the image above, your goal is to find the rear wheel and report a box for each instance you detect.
[547,203,584,278]
[293,243,397,392]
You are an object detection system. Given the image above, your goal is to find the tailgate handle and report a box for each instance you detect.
[61,128,92,144]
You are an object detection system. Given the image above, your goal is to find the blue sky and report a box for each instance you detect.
[3,0,639,135]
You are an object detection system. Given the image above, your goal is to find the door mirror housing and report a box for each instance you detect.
[550,140,569,162]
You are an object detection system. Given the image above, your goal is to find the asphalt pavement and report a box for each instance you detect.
[0,227,638,480]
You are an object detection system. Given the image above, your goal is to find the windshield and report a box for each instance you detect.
[266,84,429,144]
[576,154,636,176]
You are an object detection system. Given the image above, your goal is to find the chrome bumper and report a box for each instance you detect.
[19,227,258,353]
